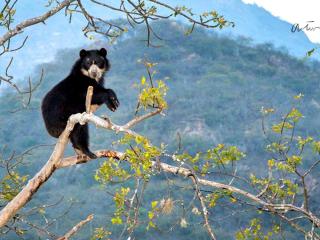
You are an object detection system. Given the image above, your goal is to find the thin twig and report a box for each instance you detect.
[56,214,94,240]
[0,0,75,46]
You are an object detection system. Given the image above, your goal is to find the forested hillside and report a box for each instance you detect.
[1,21,320,239]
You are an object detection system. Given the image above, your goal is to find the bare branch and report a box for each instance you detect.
[56,214,94,240]
[188,171,217,240]
[0,0,75,46]
[124,108,162,129]
[85,85,93,113]
[303,159,320,177]
[57,150,124,168]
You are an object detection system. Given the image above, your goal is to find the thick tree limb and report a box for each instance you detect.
[0,114,77,227]
[0,107,162,227]
[57,150,124,168]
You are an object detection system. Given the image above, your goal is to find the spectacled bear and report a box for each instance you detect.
[41,48,119,159]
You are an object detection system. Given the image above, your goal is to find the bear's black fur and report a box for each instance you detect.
[41,48,119,159]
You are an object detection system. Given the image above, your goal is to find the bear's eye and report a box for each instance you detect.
[83,58,92,69]
[96,59,105,68]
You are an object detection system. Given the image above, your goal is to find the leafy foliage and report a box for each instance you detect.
[135,60,168,111]
[111,187,130,225]
[91,227,111,240]
[0,171,27,203]
[235,218,280,240]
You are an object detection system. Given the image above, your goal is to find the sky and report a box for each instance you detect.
[243,0,320,43]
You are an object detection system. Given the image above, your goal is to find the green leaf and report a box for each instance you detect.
[287,108,303,122]
[111,217,122,225]
[313,141,320,153]
[148,211,154,219]
[307,48,315,57]
[148,221,156,229]
[272,122,293,133]
[141,76,146,85]
[151,200,158,209]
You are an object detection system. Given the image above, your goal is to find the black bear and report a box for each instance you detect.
[41,48,119,159]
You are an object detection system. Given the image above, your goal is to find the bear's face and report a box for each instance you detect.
[79,48,110,82]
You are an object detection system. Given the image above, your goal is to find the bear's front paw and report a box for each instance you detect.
[106,90,119,112]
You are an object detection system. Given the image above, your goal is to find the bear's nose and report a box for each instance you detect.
[91,72,97,78]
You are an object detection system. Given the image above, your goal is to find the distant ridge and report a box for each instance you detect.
[169,0,319,60]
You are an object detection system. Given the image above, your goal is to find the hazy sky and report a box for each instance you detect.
[243,0,320,43]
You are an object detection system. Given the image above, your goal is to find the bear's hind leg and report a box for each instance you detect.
[70,124,97,159]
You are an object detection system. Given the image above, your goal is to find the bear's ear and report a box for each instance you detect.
[99,48,107,57]
[79,49,87,58]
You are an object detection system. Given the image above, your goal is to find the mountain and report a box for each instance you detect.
[169,0,318,58]
[0,0,318,85]
[1,21,320,239]
[222,1,319,57]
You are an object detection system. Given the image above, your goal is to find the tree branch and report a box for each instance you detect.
[0,88,163,227]
[0,0,75,46]
[124,108,162,129]
[155,160,320,229]
[56,214,94,240]
[0,113,77,227]
[188,172,217,240]
[58,148,320,233]
[57,150,124,168]
[85,85,93,113]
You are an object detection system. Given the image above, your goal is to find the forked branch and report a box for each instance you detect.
[0,86,163,228]
[56,214,94,240]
